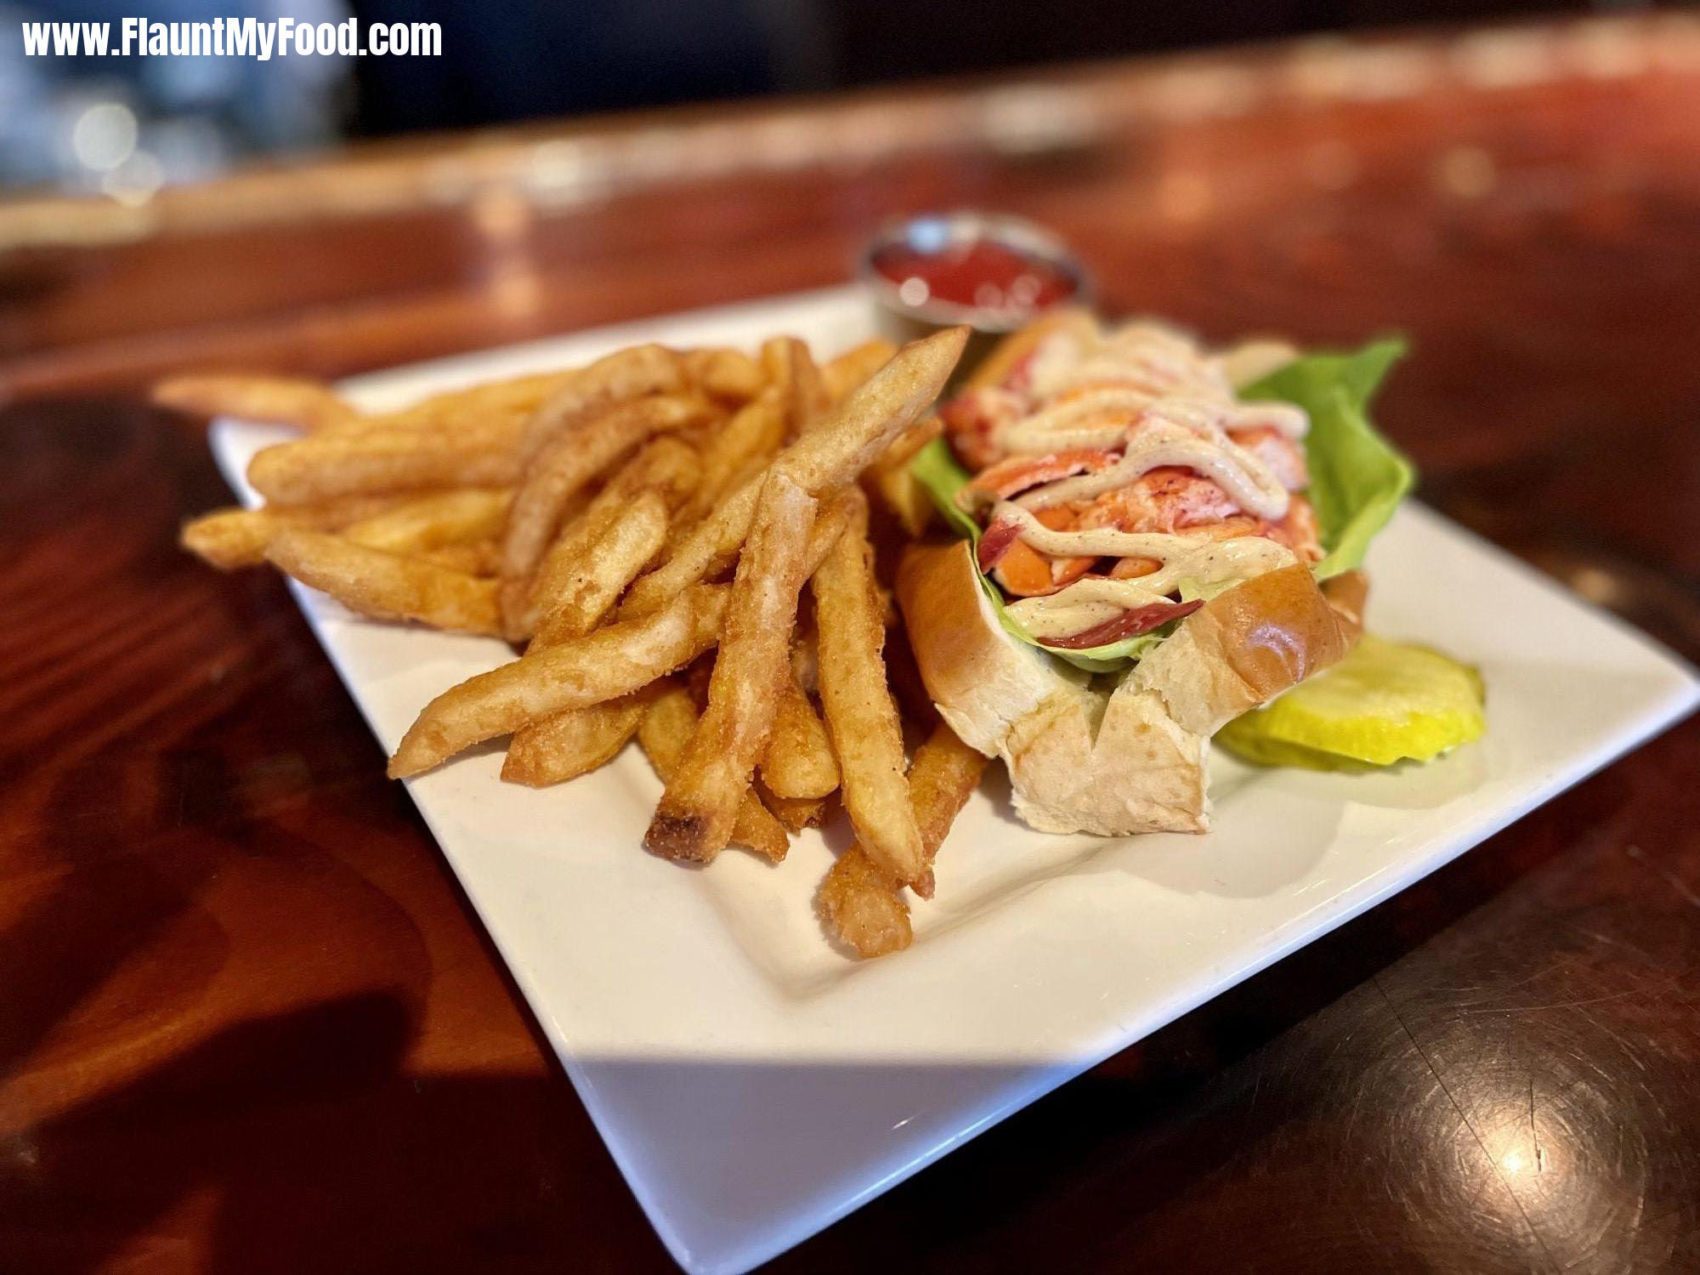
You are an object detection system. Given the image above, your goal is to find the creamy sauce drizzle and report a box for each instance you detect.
[997,505,1297,637]
[976,321,1313,641]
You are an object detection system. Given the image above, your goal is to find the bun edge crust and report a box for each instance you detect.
[896,540,1364,836]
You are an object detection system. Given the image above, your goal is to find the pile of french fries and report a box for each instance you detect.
[160,326,986,958]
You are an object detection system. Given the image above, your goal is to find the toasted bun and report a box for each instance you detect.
[897,541,1364,836]
[1132,564,1365,736]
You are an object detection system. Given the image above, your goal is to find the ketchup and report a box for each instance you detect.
[871,239,1077,314]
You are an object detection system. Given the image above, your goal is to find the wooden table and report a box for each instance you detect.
[4,15,1699,1272]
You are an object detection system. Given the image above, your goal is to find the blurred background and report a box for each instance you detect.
[0,0,1656,196]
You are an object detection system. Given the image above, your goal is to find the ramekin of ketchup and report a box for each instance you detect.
[859,212,1090,355]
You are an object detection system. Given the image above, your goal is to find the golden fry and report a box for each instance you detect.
[758,665,839,799]
[907,723,987,863]
[620,478,759,618]
[388,583,727,778]
[875,413,943,473]
[180,495,398,570]
[152,374,358,431]
[518,344,685,463]
[773,326,965,491]
[419,541,501,576]
[342,488,512,554]
[683,387,785,520]
[532,490,669,647]
[500,395,716,621]
[685,347,765,402]
[248,415,527,505]
[802,323,956,469]
[383,371,579,434]
[502,695,648,787]
[644,470,818,863]
[181,507,295,571]
[817,845,912,958]
[638,682,788,861]
[812,493,926,890]
[511,451,693,769]
[517,436,701,639]
[819,723,986,957]
[266,530,502,635]
[864,414,943,536]
[620,326,965,619]
[866,464,935,539]
[789,341,827,434]
[820,339,897,403]
[800,488,859,580]
[763,790,826,833]
[762,336,825,438]
[181,329,982,959]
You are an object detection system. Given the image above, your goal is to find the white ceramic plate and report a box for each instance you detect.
[208,286,1699,1274]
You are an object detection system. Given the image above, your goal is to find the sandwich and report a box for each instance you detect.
[899,310,1414,835]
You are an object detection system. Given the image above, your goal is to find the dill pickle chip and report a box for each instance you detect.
[1216,635,1485,769]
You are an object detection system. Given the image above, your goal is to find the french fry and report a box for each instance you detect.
[341,489,512,554]
[685,347,765,402]
[179,329,983,958]
[811,492,927,890]
[821,339,897,403]
[621,464,857,623]
[801,488,861,576]
[817,844,911,958]
[420,541,501,576]
[683,387,786,521]
[906,724,988,869]
[180,495,399,570]
[875,413,943,472]
[864,413,943,537]
[759,336,798,387]
[620,326,966,618]
[500,394,716,626]
[790,341,828,433]
[763,790,826,833]
[758,666,839,799]
[502,694,648,787]
[181,507,297,571]
[770,326,966,491]
[818,723,986,957]
[266,530,502,635]
[644,470,818,863]
[867,463,936,539]
[519,438,701,640]
[532,490,669,647]
[620,477,759,618]
[388,583,727,778]
[384,371,580,434]
[249,415,527,505]
[508,480,681,778]
[152,374,359,431]
[762,336,826,438]
[638,682,788,861]
[518,344,685,463]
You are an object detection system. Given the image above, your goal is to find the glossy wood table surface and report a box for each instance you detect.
[4,16,1700,1273]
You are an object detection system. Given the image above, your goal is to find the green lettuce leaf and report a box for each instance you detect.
[1242,340,1414,579]
[910,339,1415,672]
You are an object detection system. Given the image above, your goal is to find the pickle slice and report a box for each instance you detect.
[1216,635,1485,770]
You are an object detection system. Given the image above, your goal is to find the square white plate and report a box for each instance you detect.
[209,286,1699,1274]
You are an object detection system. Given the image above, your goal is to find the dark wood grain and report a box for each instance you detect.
[3,15,1699,1273]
